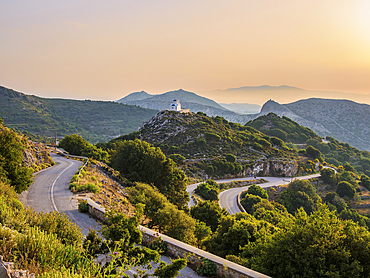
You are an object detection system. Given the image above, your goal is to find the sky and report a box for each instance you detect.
[1,0,370,103]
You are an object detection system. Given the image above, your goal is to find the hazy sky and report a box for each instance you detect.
[1,0,370,102]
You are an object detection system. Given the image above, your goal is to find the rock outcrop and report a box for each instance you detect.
[22,141,53,169]
[0,256,34,278]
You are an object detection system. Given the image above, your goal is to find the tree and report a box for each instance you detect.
[204,213,276,258]
[306,145,322,161]
[156,203,196,245]
[225,153,236,163]
[245,184,268,199]
[127,182,196,244]
[194,220,212,248]
[361,174,370,190]
[240,205,370,278]
[320,167,337,186]
[252,199,293,228]
[59,134,109,162]
[278,179,321,215]
[111,139,189,209]
[168,154,185,165]
[336,181,356,199]
[59,134,88,155]
[100,205,187,277]
[194,181,219,201]
[339,171,357,186]
[338,209,370,230]
[0,123,33,193]
[271,136,285,148]
[344,163,355,172]
[323,192,348,213]
[190,200,229,232]
[240,194,263,214]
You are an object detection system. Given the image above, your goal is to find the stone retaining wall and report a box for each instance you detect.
[84,199,270,278]
[0,256,34,278]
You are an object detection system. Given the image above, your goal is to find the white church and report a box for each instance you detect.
[169,99,190,113]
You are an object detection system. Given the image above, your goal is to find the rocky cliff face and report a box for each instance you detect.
[22,141,53,169]
[245,159,299,177]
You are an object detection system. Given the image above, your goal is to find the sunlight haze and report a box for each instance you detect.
[1,0,370,103]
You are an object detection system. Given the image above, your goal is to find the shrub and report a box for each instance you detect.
[195,181,219,201]
[241,194,263,214]
[196,258,216,276]
[69,182,100,193]
[336,181,356,199]
[148,236,168,254]
[78,200,89,213]
[246,184,268,199]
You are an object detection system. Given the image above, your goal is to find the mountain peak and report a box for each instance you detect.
[260,99,291,114]
[117,91,152,102]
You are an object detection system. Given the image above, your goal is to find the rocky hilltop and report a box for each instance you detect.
[256,100,330,135]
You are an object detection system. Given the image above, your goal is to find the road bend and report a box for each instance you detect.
[24,152,100,235]
[23,152,202,278]
[188,173,321,215]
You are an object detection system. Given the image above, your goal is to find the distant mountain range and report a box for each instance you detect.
[219,103,261,114]
[117,89,226,110]
[199,85,370,105]
[117,89,251,123]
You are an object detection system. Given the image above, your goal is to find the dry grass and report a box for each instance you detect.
[76,165,135,217]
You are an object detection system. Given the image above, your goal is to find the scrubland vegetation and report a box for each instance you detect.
[5,108,370,277]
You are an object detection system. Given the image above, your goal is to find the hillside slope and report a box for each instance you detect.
[110,110,293,160]
[247,99,370,152]
[245,112,321,143]
[0,86,157,143]
[285,98,370,152]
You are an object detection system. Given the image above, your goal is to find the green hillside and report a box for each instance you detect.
[245,112,370,175]
[245,112,320,143]
[0,86,157,143]
[108,110,292,160]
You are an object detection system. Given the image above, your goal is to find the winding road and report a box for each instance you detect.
[22,152,202,278]
[188,173,321,214]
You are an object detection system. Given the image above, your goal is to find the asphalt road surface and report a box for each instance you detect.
[22,152,202,278]
[187,173,321,214]
[22,152,102,234]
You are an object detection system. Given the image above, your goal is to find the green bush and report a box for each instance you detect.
[195,181,219,201]
[245,184,268,199]
[148,236,168,254]
[196,258,216,276]
[78,200,89,213]
[336,181,356,199]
